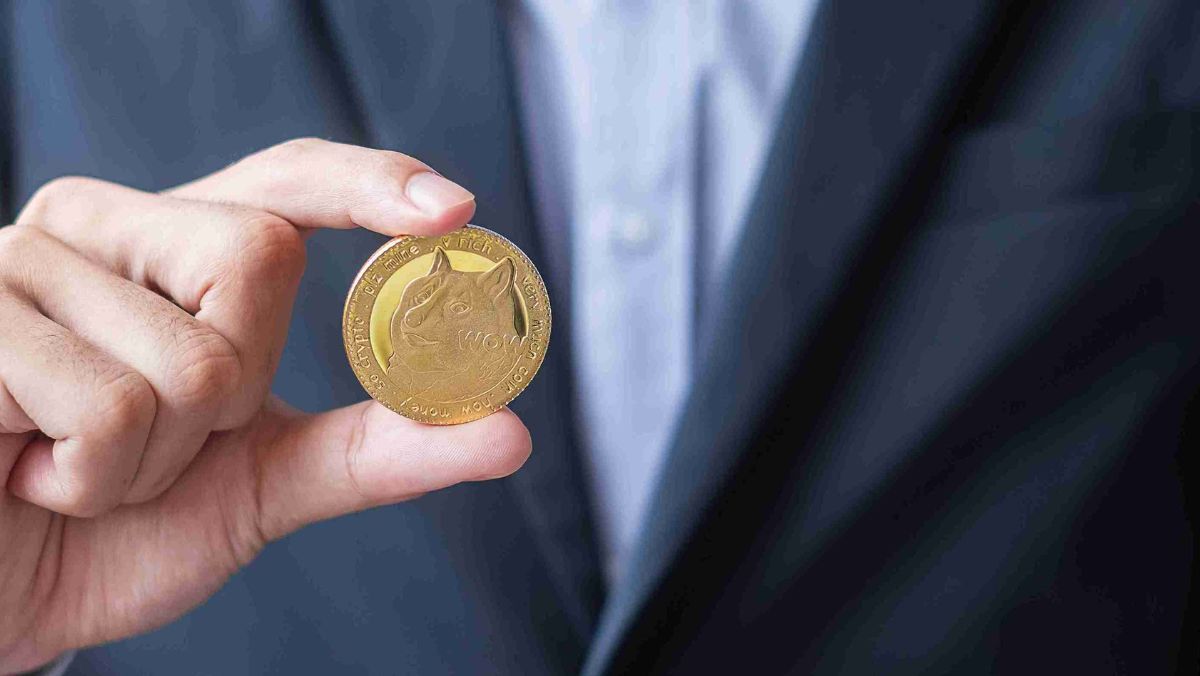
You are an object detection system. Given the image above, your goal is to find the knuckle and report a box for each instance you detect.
[0,223,43,262]
[0,226,55,290]
[126,459,187,504]
[374,149,425,180]
[57,480,118,518]
[233,212,306,278]
[165,327,241,407]
[267,136,327,160]
[92,368,157,438]
[57,476,120,517]
[16,175,100,226]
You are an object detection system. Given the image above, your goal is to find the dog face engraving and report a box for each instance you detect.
[386,248,523,402]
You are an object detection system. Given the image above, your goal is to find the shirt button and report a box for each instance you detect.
[612,210,657,252]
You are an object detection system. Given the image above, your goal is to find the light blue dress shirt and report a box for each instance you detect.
[508,0,817,584]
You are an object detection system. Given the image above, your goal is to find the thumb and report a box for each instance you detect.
[251,400,532,541]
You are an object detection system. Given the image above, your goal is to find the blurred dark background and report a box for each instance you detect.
[2,1,1199,674]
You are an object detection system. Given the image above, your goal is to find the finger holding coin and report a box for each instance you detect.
[167,137,476,236]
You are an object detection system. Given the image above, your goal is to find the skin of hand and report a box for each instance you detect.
[0,138,532,672]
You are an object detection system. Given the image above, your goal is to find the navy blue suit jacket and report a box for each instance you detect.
[2,1,1198,673]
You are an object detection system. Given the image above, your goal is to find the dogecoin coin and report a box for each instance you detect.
[343,225,551,424]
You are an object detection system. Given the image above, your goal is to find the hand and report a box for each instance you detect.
[0,139,531,672]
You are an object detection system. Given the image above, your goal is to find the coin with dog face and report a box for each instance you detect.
[343,225,551,424]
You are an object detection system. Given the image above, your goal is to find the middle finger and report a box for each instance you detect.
[13,226,240,502]
[17,179,304,428]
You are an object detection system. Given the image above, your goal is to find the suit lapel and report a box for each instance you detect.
[584,0,998,671]
[315,0,604,643]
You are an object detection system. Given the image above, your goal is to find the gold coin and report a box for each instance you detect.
[343,225,551,424]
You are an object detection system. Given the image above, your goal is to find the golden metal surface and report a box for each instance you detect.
[343,225,551,424]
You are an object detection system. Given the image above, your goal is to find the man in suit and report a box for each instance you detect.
[1,0,1197,673]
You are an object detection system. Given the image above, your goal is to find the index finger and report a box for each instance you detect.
[168,137,476,237]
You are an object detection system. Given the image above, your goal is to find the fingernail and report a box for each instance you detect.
[406,172,474,217]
